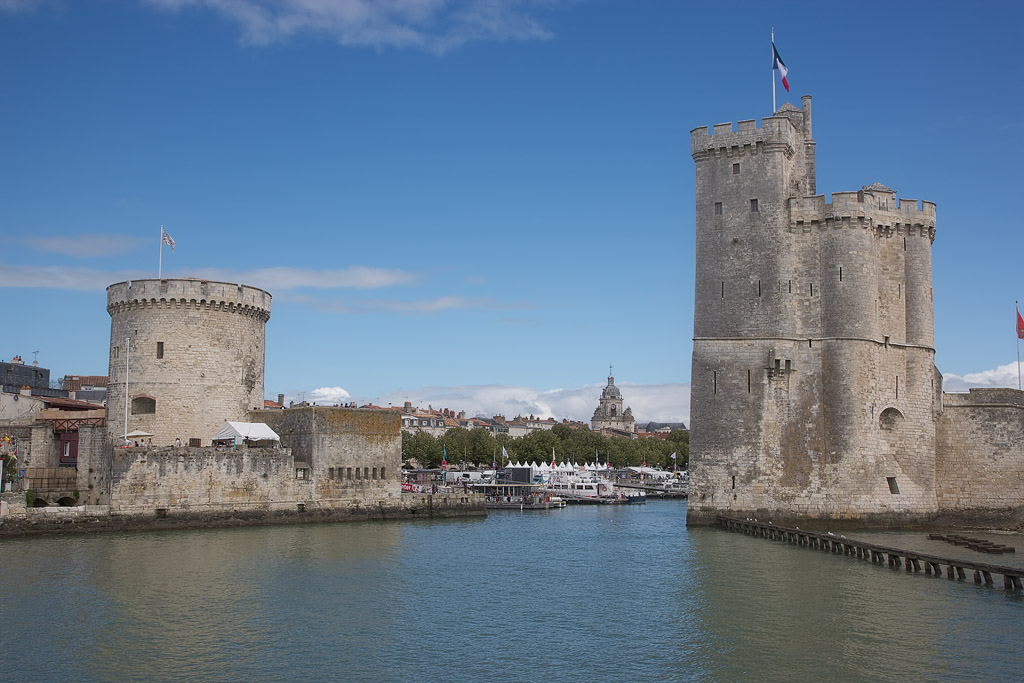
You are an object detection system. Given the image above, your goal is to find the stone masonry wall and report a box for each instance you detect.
[255,406,402,499]
[936,389,1024,512]
[107,446,303,515]
[688,99,940,527]
[77,424,109,505]
[106,279,270,447]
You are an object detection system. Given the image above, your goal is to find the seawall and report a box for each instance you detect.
[0,491,486,537]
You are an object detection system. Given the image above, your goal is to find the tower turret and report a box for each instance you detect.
[687,99,938,527]
[106,278,271,446]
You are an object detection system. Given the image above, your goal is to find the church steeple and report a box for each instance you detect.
[591,367,635,434]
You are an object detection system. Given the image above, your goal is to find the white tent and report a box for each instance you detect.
[212,421,280,445]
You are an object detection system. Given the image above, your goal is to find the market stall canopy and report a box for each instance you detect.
[125,429,155,438]
[212,422,280,444]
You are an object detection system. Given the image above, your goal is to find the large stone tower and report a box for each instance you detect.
[106,278,271,446]
[687,97,940,526]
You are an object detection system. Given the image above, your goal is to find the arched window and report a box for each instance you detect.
[879,407,903,431]
[132,396,156,415]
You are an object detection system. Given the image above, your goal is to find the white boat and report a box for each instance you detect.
[543,472,645,505]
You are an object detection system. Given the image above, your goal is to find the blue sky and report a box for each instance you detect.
[2,0,1022,424]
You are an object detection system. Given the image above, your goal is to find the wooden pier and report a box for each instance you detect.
[718,516,1024,591]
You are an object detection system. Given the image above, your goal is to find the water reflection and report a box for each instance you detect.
[1,507,1021,682]
[688,526,1023,681]
[82,523,404,681]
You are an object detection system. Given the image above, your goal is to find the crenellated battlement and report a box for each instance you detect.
[106,279,272,321]
[787,189,936,241]
[691,114,803,161]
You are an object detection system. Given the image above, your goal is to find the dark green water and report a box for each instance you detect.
[2,502,1022,682]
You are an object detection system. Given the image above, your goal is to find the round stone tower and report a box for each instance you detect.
[105,278,271,446]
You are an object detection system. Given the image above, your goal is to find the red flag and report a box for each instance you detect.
[1017,310,1024,339]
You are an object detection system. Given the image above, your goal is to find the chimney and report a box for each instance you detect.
[277,393,285,406]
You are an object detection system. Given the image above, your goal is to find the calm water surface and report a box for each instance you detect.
[3,502,1022,682]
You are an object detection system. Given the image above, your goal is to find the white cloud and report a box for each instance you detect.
[942,361,1024,392]
[142,0,557,52]
[286,381,690,425]
[194,265,417,290]
[0,263,415,291]
[0,265,143,291]
[19,233,147,258]
[0,0,47,12]
[308,386,352,403]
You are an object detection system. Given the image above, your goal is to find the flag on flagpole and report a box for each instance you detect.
[1016,309,1024,339]
[772,42,789,92]
[161,228,176,252]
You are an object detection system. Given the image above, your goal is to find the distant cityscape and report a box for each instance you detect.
[1,355,686,448]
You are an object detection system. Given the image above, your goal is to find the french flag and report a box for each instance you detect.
[773,42,789,92]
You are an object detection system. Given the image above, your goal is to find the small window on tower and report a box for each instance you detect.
[131,396,156,415]
[714,202,723,215]
[732,163,740,174]
[156,341,164,359]
[750,199,759,212]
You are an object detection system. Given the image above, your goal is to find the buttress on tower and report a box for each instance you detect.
[687,97,940,526]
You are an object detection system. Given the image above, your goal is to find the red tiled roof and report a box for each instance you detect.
[264,399,283,408]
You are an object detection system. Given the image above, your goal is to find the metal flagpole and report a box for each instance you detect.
[771,27,776,113]
[158,225,163,279]
[1017,301,1021,391]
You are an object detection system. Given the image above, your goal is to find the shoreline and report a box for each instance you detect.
[0,492,487,538]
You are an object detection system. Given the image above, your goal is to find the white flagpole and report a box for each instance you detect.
[158,225,163,279]
[1017,301,1021,391]
[771,27,776,114]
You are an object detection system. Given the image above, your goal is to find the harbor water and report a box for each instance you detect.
[3,502,1022,682]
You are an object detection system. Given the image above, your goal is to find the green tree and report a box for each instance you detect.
[665,429,690,468]
[551,423,573,441]
[468,428,496,466]
[564,428,604,463]
[402,430,442,467]
[440,427,470,466]
[516,429,561,463]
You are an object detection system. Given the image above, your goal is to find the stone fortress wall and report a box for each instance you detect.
[936,389,1024,513]
[255,405,403,501]
[0,277,484,534]
[105,279,270,447]
[687,97,1023,528]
